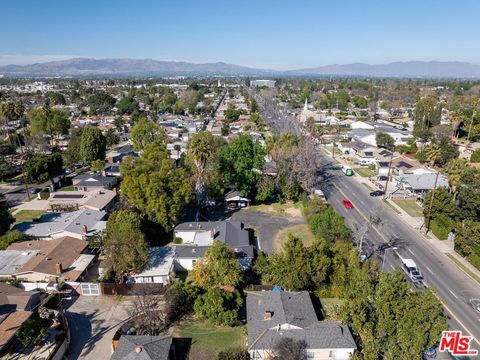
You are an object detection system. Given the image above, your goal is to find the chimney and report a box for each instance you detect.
[82,225,88,234]
[55,263,63,275]
[264,311,273,320]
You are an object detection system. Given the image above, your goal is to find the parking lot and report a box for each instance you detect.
[65,296,133,360]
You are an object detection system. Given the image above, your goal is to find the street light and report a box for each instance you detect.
[381,246,398,271]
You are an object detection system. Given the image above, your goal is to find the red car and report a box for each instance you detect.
[342,199,353,209]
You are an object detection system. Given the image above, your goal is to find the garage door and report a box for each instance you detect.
[80,283,100,296]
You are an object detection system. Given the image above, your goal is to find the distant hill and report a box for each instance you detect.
[289,61,480,78]
[0,57,272,77]
[1,58,480,78]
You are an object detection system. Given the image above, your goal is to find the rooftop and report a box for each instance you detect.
[111,335,172,360]
[0,250,39,277]
[133,247,175,278]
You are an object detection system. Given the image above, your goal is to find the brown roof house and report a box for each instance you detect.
[7,237,94,283]
[0,283,41,352]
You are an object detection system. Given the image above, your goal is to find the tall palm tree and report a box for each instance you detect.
[444,158,467,199]
[425,143,441,167]
[188,132,213,204]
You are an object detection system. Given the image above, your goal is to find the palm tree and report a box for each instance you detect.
[425,143,441,167]
[188,132,213,204]
[444,158,467,199]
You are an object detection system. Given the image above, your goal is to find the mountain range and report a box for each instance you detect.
[1,57,480,78]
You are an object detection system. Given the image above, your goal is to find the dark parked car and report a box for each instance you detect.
[370,190,384,197]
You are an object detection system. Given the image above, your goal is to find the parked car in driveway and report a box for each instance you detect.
[342,199,353,209]
[369,190,384,197]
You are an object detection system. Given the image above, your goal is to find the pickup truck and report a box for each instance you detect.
[401,258,424,286]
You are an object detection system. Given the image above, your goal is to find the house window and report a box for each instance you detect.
[329,350,336,358]
[192,260,197,267]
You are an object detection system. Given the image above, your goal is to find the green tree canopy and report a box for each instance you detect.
[376,132,395,151]
[87,92,116,115]
[80,127,107,163]
[117,96,140,115]
[104,210,149,275]
[219,134,265,198]
[309,207,350,243]
[120,141,193,230]
[28,108,70,138]
[193,241,242,289]
[0,193,14,236]
[24,153,63,185]
[130,116,163,151]
[193,288,242,326]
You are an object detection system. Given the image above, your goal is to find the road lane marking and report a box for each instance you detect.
[425,265,433,274]
[407,248,415,256]
[330,181,480,347]
[448,289,459,299]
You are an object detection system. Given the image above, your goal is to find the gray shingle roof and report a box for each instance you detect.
[174,245,209,259]
[395,172,449,190]
[247,291,356,351]
[111,335,171,360]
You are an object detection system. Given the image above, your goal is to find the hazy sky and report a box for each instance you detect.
[1,0,479,69]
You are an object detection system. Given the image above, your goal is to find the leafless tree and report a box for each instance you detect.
[127,293,167,336]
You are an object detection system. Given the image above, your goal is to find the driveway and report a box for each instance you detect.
[65,296,133,360]
[230,209,305,254]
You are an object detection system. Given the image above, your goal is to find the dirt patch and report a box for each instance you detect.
[272,223,316,252]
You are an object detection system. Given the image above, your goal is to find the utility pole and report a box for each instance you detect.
[383,152,394,199]
[425,171,440,235]
[23,172,31,201]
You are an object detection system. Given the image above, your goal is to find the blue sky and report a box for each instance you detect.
[1,0,479,69]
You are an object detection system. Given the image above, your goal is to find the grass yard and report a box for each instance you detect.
[58,185,74,191]
[319,298,345,318]
[14,210,45,223]
[273,223,315,252]
[177,320,244,355]
[353,167,376,177]
[392,199,423,218]
[248,201,302,218]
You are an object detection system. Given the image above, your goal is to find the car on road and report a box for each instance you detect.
[342,199,353,209]
[470,298,480,313]
[369,190,384,197]
[401,258,424,284]
[394,125,407,131]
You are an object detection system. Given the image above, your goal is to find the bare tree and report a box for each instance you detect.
[272,338,307,360]
[127,293,167,336]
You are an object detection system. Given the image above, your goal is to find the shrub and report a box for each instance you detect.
[0,230,28,250]
[430,214,456,240]
[16,315,46,347]
[470,149,480,163]
[193,288,242,326]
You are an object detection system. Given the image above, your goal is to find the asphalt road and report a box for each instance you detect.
[316,149,480,352]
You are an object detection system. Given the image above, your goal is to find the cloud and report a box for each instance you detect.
[0,54,79,66]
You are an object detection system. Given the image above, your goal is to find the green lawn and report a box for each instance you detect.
[273,224,315,252]
[392,199,423,217]
[353,167,376,177]
[178,320,244,355]
[14,210,45,223]
[320,298,345,318]
[58,185,74,191]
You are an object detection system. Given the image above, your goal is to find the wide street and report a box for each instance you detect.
[318,148,480,353]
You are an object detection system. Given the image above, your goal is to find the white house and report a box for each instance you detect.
[132,246,175,284]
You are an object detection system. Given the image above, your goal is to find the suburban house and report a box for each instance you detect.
[0,284,42,354]
[0,250,40,280]
[247,290,356,360]
[338,141,377,165]
[103,163,121,177]
[225,190,251,208]
[173,221,254,270]
[393,171,449,196]
[48,189,116,212]
[6,237,94,283]
[106,144,138,164]
[111,335,173,360]
[132,247,175,285]
[13,209,106,240]
[72,174,117,191]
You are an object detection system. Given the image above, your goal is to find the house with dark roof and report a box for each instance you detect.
[111,335,172,360]
[72,174,117,191]
[174,221,254,271]
[106,144,138,164]
[247,290,356,360]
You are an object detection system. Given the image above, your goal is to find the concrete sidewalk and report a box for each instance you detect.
[328,150,480,284]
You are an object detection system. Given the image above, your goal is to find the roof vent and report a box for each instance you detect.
[135,346,142,353]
